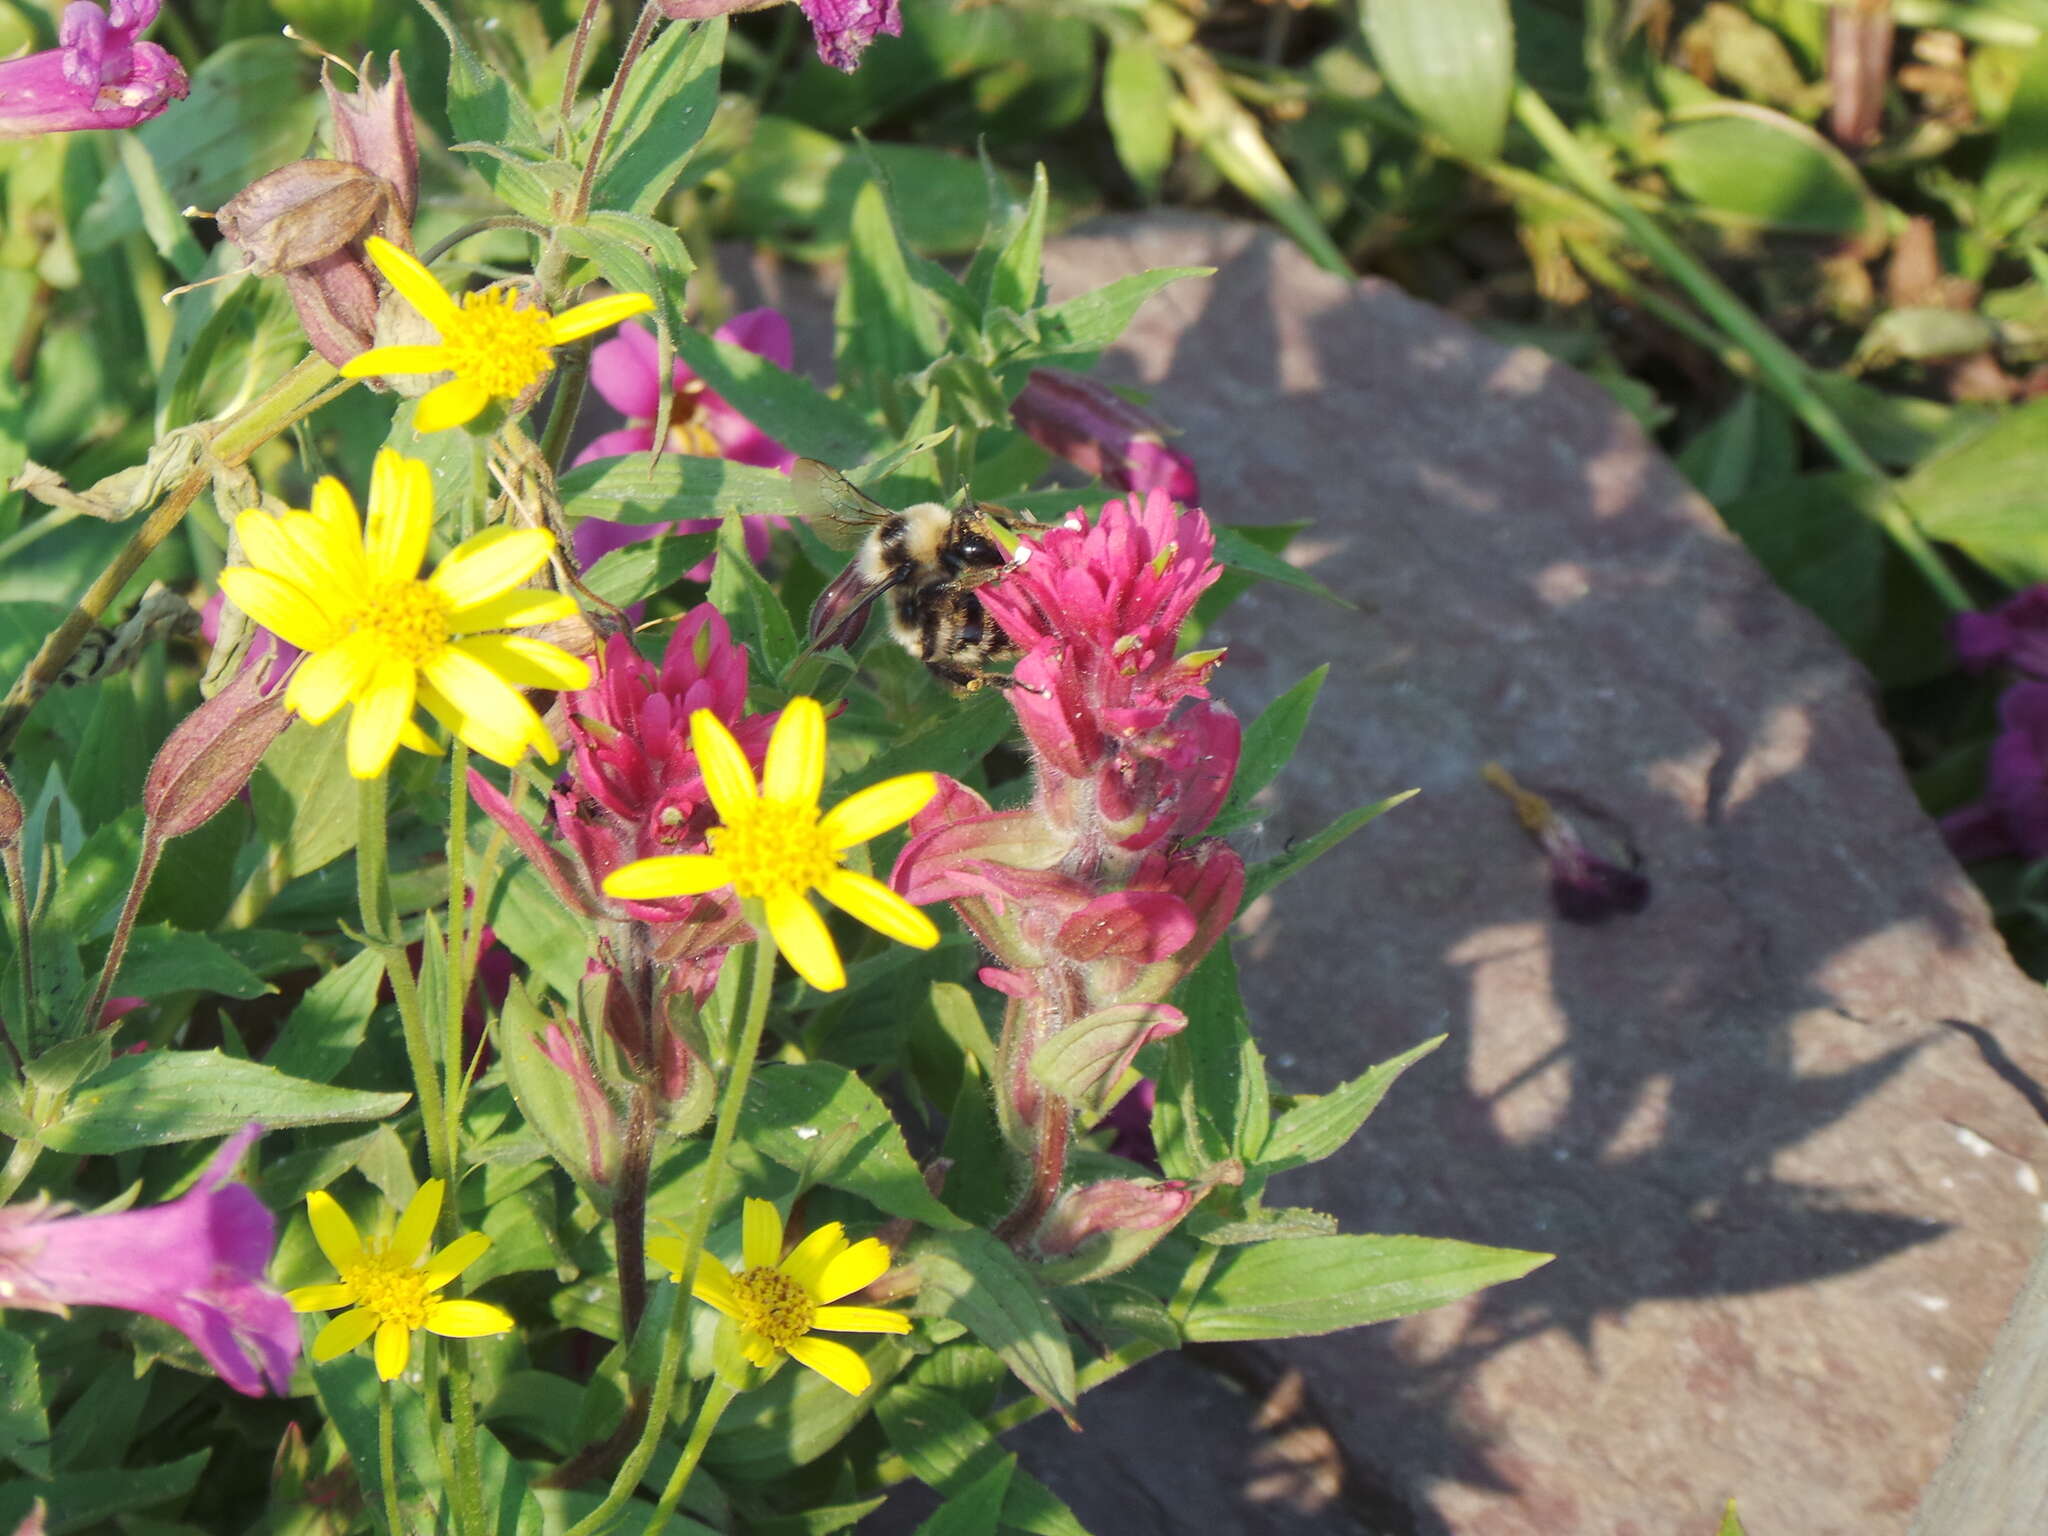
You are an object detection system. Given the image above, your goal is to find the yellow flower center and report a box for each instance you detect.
[339,1244,439,1332]
[707,799,839,902]
[731,1265,815,1349]
[352,580,452,666]
[442,287,557,401]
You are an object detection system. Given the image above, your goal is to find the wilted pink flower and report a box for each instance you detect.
[1011,369,1200,504]
[1943,681,2048,862]
[1952,587,2048,679]
[1483,763,1649,925]
[1034,1176,1193,1259]
[573,314,796,582]
[200,590,299,695]
[801,0,901,71]
[0,1125,296,1395]
[0,0,187,140]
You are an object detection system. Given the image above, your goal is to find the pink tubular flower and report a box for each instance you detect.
[800,0,902,70]
[0,1,188,140]
[0,1125,297,1395]
[572,313,796,583]
[1011,369,1200,504]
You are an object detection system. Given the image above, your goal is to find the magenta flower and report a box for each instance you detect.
[801,0,902,71]
[0,1125,297,1395]
[1942,681,2048,862]
[1011,369,1200,504]
[1952,587,2048,679]
[0,0,188,140]
[572,313,796,583]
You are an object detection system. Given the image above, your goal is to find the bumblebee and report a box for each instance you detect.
[798,459,1027,690]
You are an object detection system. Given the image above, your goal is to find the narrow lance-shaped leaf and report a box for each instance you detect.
[1360,0,1516,161]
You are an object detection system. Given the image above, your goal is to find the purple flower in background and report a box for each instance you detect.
[1011,369,1201,504]
[1942,682,2048,862]
[1103,1079,1160,1169]
[572,314,795,583]
[0,1125,298,1395]
[0,0,188,140]
[1951,587,2048,679]
[801,0,902,71]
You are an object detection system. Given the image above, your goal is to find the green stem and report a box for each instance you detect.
[556,0,610,153]
[570,2,665,223]
[421,216,552,267]
[445,1340,488,1536]
[538,338,592,474]
[377,1380,404,1536]
[1509,84,1971,613]
[80,835,161,1035]
[0,1106,42,1202]
[444,741,472,1163]
[3,839,34,1074]
[356,774,451,1180]
[642,1379,738,1534]
[561,916,779,1536]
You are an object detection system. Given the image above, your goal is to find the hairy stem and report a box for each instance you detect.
[643,1379,738,1534]
[80,835,163,1036]
[571,1,665,223]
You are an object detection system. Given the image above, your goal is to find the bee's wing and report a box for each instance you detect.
[806,559,908,655]
[794,458,893,551]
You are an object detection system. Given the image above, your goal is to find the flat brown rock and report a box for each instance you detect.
[1035,213,2048,1535]
[729,214,2048,1533]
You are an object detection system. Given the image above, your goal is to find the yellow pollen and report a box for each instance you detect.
[339,1245,437,1331]
[669,418,720,457]
[707,799,838,901]
[731,1265,815,1349]
[442,287,557,400]
[352,580,451,666]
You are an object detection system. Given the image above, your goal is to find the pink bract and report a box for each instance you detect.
[0,0,188,140]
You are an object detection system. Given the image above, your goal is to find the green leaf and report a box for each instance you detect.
[1259,1036,1443,1174]
[1157,944,1269,1173]
[266,950,383,1082]
[1657,104,1877,236]
[909,1229,1077,1415]
[1242,789,1417,906]
[1211,665,1325,834]
[1030,1003,1185,1115]
[581,532,720,608]
[415,0,557,218]
[710,513,800,677]
[1675,387,1799,505]
[1718,1500,1749,1536]
[1104,39,1178,200]
[838,179,943,423]
[831,687,1015,797]
[987,163,1051,319]
[248,716,359,884]
[1024,268,1210,364]
[474,849,592,1003]
[706,1336,914,1479]
[0,1333,50,1480]
[722,118,1001,256]
[0,1451,208,1536]
[873,1385,1092,1536]
[1903,396,2048,583]
[557,455,798,526]
[1361,0,1515,160]
[1183,1233,1550,1341]
[742,1062,968,1229]
[1985,38,2048,238]
[98,924,273,1003]
[589,16,726,216]
[912,1456,1014,1536]
[667,322,883,468]
[76,39,319,254]
[45,1050,409,1154]
[1193,1206,1341,1244]
[1213,525,1352,608]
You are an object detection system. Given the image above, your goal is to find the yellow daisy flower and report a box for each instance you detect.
[286,1179,513,1383]
[340,236,654,433]
[649,1197,910,1397]
[599,696,940,991]
[217,448,593,779]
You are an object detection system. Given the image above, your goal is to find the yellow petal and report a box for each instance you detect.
[306,1190,364,1270]
[690,709,758,825]
[817,868,939,951]
[309,474,363,548]
[766,892,844,993]
[815,1236,894,1304]
[338,343,452,380]
[762,695,826,807]
[363,236,460,329]
[414,377,491,433]
[812,1304,912,1335]
[345,657,419,780]
[644,1235,686,1278]
[390,1179,445,1267]
[423,1231,491,1289]
[286,1282,358,1314]
[547,291,655,343]
[217,567,344,654]
[451,634,592,692]
[374,1318,412,1381]
[742,1197,783,1271]
[601,854,732,902]
[817,773,938,851]
[419,647,552,767]
[234,509,332,598]
[430,527,557,611]
[779,1221,849,1296]
[689,1253,740,1317]
[365,450,433,581]
[312,1307,380,1362]
[285,632,380,726]
[416,676,531,768]
[446,588,579,634]
[785,1334,871,1397]
[398,718,442,757]
[424,1299,514,1338]
[743,1334,777,1368]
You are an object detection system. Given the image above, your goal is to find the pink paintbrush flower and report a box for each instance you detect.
[0,1125,297,1395]
[0,0,188,140]
[572,313,796,582]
